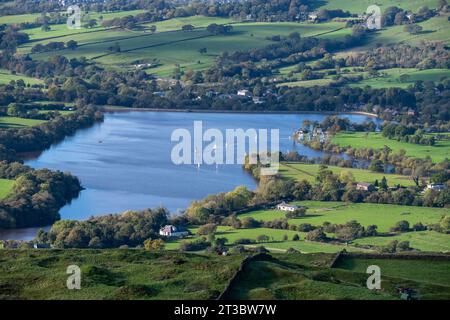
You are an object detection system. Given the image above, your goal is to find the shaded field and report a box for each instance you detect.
[334,256,450,287]
[331,132,450,162]
[279,162,416,186]
[227,252,450,300]
[238,201,449,233]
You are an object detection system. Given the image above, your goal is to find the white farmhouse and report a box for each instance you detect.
[159,225,189,238]
[276,202,299,212]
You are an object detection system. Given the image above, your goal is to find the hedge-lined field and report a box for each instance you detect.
[331,132,450,162]
[279,162,416,186]
[238,201,449,232]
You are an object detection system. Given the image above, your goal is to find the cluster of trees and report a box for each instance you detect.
[344,43,450,70]
[35,208,169,248]
[0,105,103,154]
[0,161,82,228]
[206,23,233,35]
[0,27,29,50]
[381,5,435,27]
[205,27,368,82]
[31,40,78,53]
[382,123,436,146]
[305,136,449,179]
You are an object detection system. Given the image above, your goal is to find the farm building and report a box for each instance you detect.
[276,202,300,212]
[159,225,189,238]
[356,182,376,192]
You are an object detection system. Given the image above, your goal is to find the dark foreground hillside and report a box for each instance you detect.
[0,250,449,300]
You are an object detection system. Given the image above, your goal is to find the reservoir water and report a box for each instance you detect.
[0,111,378,240]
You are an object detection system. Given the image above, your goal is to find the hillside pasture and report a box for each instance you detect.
[279,162,416,186]
[331,132,450,162]
[353,230,450,252]
[238,201,449,233]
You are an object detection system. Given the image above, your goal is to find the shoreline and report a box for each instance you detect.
[103,107,379,118]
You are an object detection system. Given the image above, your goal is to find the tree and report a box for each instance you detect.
[404,24,423,35]
[391,220,410,232]
[380,176,388,190]
[197,223,217,236]
[292,234,300,241]
[397,241,411,251]
[256,234,270,242]
[144,238,165,251]
[182,24,195,31]
[305,229,327,242]
[369,159,384,173]
[41,23,51,32]
[198,47,207,55]
[149,25,157,33]
[66,40,78,50]
[84,19,97,29]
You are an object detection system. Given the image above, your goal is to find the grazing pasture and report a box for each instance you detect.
[238,201,449,232]
[353,231,450,252]
[331,132,450,162]
[279,162,416,186]
[0,116,46,128]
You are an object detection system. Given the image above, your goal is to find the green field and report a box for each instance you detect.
[280,162,416,186]
[239,201,449,233]
[164,225,367,253]
[350,68,450,88]
[354,231,450,252]
[0,116,46,128]
[0,69,44,85]
[348,15,450,53]
[278,67,450,89]
[331,132,450,162]
[0,178,14,199]
[335,256,450,288]
[23,20,347,76]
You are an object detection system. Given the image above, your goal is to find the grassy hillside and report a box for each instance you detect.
[279,162,416,186]
[331,132,450,162]
[349,68,450,89]
[353,231,450,252]
[239,201,449,233]
[0,249,243,300]
[23,21,347,75]
[2,250,449,300]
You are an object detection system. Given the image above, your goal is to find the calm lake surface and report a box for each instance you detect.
[0,111,378,240]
